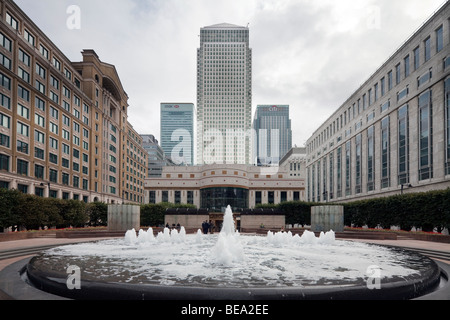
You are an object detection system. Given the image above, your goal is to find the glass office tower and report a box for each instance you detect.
[160,103,194,166]
[253,105,292,166]
[197,23,253,165]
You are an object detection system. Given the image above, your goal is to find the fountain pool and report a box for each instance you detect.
[24,206,442,300]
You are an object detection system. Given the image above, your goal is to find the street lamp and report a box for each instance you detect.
[401,184,413,195]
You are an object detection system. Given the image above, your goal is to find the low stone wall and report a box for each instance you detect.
[108,205,140,232]
[165,215,210,230]
[311,206,344,232]
[240,214,285,230]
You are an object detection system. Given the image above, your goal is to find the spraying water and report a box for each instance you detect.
[212,206,245,266]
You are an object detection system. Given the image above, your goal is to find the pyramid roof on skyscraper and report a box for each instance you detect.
[203,23,248,29]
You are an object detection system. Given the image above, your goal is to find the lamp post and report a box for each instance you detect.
[401,184,413,195]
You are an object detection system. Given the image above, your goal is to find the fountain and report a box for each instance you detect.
[16,206,448,300]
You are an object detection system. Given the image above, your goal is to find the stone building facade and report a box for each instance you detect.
[0,0,147,204]
[306,2,450,203]
[145,164,305,211]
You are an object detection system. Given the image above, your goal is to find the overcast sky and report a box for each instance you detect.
[15,0,446,147]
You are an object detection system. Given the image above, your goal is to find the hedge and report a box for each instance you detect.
[255,188,450,232]
[0,189,108,231]
[140,203,197,227]
[343,188,450,232]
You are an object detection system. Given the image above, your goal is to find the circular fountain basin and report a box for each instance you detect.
[25,230,441,300]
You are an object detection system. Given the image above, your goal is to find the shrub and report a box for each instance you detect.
[86,202,108,227]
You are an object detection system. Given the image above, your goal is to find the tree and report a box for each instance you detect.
[86,202,108,227]
[0,189,23,231]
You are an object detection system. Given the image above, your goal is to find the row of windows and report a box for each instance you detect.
[307,22,448,155]
[0,180,91,202]
[2,11,80,86]
[0,154,89,189]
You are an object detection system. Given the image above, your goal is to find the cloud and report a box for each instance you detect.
[14,0,446,148]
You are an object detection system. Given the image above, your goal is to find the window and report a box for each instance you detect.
[345,141,351,196]
[62,173,69,186]
[445,78,450,175]
[436,26,443,53]
[419,90,433,180]
[40,45,49,60]
[62,158,69,169]
[18,49,30,66]
[49,169,58,183]
[0,32,12,52]
[0,113,10,129]
[0,52,11,70]
[24,30,35,47]
[34,130,44,143]
[367,126,375,191]
[36,63,46,79]
[0,134,9,148]
[355,134,362,194]
[397,87,409,102]
[424,37,431,62]
[329,153,334,200]
[0,154,9,171]
[381,116,390,189]
[18,85,30,102]
[17,122,29,137]
[17,159,28,176]
[35,147,44,160]
[396,63,401,85]
[414,47,420,70]
[404,55,410,78]
[49,137,58,149]
[50,76,59,89]
[50,122,58,135]
[17,140,28,154]
[388,70,393,91]
[49,153,58,165]
[50,106,59,119]
[35,164,44,180]
[34,113,45,128]
[0,93,10,110]
[0,73,11,90]
[398,105,410,185]
[381,100,390,113]
[336,147,342,198]
[18,67,30,83]
[6,13,19,30]
[53,57,61,71]
[418,68,432,88]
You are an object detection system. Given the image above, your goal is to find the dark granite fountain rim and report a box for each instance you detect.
[1,256,449,300]
[23,251,443,300]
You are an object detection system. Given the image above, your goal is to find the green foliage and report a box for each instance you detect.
[342,188,450,231]
[256,201,315,226]
[86,202,108,227]
[140,202,197,227]
[0,189,23,230]
[254,188,450,232]
[0,189,105,231]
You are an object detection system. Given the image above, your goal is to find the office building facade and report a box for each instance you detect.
[145,164,305,211]
[141,134,166,178]
[0,0,147,204]
[306,2,450,203]
[160,103,194,166]
[253,105,292,166]
[196,23,253,165]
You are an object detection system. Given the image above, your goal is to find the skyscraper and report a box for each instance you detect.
[197,23,252,165]
[160,103,194,166]
[253,105,292,166]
